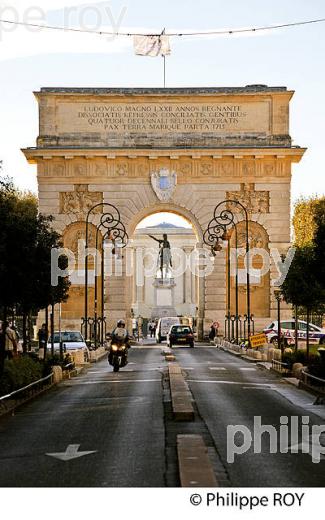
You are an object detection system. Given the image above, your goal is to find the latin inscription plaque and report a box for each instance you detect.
[57,101,270,135]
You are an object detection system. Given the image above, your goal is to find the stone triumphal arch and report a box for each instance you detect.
[23,86,305,336]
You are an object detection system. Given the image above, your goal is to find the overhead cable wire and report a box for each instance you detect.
[0,16,325,38]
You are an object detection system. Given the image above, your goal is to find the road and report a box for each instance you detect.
[0,343,325,487]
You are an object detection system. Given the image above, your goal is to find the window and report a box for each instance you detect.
[49,332,83,343]
[172,326,191,334]
[281,321,294,330]
[309,325,319,332]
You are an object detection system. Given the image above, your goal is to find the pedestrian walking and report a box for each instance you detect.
[4,321,18,359]
[132,318,137,338]
[38,323,48,350]
[149,320,155,338]
[209,321,220,341]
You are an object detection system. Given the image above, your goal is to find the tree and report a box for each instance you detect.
[314,199,325,296]
[281,246,323,359]
[292,196,325,247]
[0,169,70,373]
[281,196,325,359]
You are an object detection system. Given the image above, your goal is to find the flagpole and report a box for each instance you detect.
[163,55,166,88]
[161,27,166,88]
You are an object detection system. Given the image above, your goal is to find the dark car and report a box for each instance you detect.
[167,325,195,348]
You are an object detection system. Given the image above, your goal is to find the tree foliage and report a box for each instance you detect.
[293,195,325,247]
[0,171,70,317]
[282,195,325,312]
[281,245,324,311]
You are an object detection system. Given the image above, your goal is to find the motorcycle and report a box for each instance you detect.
[108,339,129,372]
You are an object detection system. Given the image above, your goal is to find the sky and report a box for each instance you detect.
[137,212,192,228]
[0,0,325,205]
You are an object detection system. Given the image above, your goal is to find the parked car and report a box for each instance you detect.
[167,325,195,348]
[263,320,325,346]
[47,331,90,361]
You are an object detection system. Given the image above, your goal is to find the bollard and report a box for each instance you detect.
[52,366,63,384]
[292,363,304,378]
[71,350,85,366]
[267,347,275,362]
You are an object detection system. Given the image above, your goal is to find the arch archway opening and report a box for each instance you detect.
[129,210,201,335]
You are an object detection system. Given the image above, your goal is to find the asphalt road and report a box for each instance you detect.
[175,346,325,486]
[0,343,325,487]
[0,347,167,487]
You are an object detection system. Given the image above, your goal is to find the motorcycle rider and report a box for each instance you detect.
[108,319,130,368]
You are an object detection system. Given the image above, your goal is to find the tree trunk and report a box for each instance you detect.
[22,313,28,353]
[50,302,55,357]
[306,307,310,361]
[294,305,298,353]
[0,306,7,378]
[44,307,49,361]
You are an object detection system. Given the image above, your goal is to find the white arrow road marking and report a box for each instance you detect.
[46,444,97,461]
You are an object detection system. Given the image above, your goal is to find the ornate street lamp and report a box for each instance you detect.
[203,200,251,340]
[274,289,283,354]
[93,224,128,347]
[83,203,128,342]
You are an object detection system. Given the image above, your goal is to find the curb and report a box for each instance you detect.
[240,355,259,363]
[256,362,272,371]
[168,364,194,421]
[283,377,300,388]
[0,382,54,418]
[219,347,241,357]
[177,434,219,487]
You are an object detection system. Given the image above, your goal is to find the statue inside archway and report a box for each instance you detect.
[148,233,172,279]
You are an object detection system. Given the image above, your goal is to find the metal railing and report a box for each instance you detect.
[301,369,325,394]
[271,359,290,374]
[0,373,54,412]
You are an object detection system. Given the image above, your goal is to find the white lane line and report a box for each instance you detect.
[239,368,256,371]
[242,386,273,390]
[87,367,164,374]
[64,379,161,385]
[187,379,277,386]
[207,362,239,365]
[209,367,226,371]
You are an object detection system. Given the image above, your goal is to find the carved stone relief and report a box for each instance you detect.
[60,185,103,219]
[227,183,269,214]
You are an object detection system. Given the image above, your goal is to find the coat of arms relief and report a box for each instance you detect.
[151,168,177,202]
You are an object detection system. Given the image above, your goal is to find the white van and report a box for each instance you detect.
[155,316,190,343]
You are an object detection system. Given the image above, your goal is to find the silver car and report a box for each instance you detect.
[47,331,90,361]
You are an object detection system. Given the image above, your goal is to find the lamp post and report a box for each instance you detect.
[274,289,282,354]
[225,229,231,340]
[84,203,128,343]
[93,227,127,347]
[203,200,251,340]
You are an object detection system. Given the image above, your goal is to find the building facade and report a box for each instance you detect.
[23,86,306,336]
